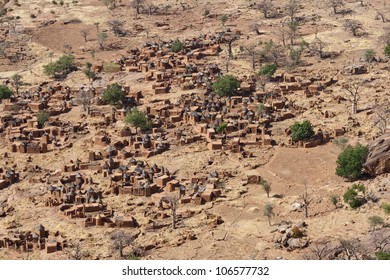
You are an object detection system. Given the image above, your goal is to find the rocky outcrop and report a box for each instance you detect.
[364,133,390,176]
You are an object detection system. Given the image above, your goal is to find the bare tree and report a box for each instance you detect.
[285,0,300,21]
[257,0,274,18]
[97,32,108,50]
[80,29,89,42]
[226,34,239,59]
[259,39,281,64]
[68,241,85,260]
[371,230,390,252]
[110,231,134,258]
[244,44,260,70]
[132,0,144,15]
[108,19,125,36]
[159,196,180,229]
[305,241,333,260]
[343,83,361,114]
[310,35,326,58]
[77,88,94,114]
[338,239,361,260]
[299,183,311,218]
[328,0,344,14]
[343,19,364,36]
[373,100,390,134]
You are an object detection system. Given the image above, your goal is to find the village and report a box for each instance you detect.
[0,0,389,260]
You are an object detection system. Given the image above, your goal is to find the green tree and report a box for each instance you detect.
[368,215,384,231]
[259,178,271,198]
[36,111,49,128]
[335,144,368,180]
[258,63,277,77]
[11,73,22,95]
[212,75,240,97]
[216,122,227,134]
[43,54,75,78]
[83,62,95,82]
[171,39,183,53]
[102,83,125,106]
[0,85,13,100]
[290,120,314,142]
[263,202,275,225]
[125,108,151,132]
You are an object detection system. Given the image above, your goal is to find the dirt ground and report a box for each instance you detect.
[0,0,389,260]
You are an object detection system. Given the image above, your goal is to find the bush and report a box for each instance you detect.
[258,64,277,77]
[125,108,151,132]
[381,202,390,215]
[336,144,368,180]
[376,251,390,260]
[216,122,227,134]
[290,120,314,142]
[343,184,366,209]
[171,40,184,53]
[43,54,76,78]
[368,215,384,230]
[385,42,390,58]
[36,111,49,127]
[102,83,125,106]
[290,226,304,238]
[212,75,240,97]
[0,85,13,100]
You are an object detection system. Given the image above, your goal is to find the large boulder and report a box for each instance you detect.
[364,133,390,176]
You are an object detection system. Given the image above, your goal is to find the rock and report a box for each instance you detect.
[290,202,303,211]
[277,225,289,234]
[294,221,307,228]
[287,238,308,249]
[364,132,390,176]
[247,207,259,213]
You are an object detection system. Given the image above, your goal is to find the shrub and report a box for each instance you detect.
[102,83,125,106]
[221,14,228,26]
[381,202,390,215]
[36,111,49,127]
[258,64,277,77]
[290,120,314,142]
[0,85,13,100]
[335,144,368,180]
[171,40,183,53]
[43,54,76,78]
[385,42,390,58]
[216,122,227,134]
[343,184,366,209]
[290,226,304,238]
[125,108,151,132]
[368,215,384,230]
[212,75,240,97]
[330,195,339,208]
[376,251,390,260]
